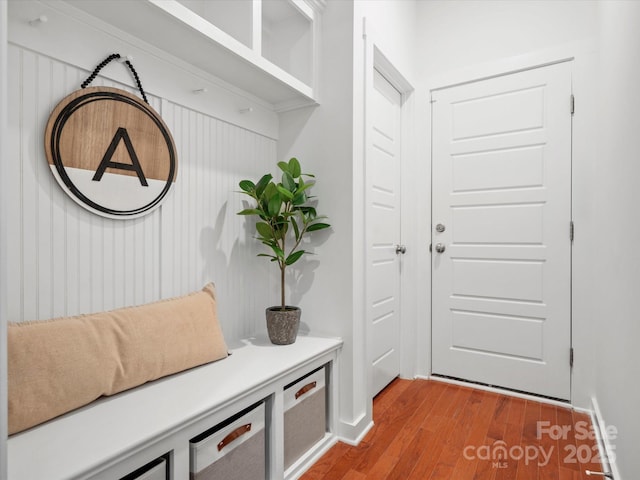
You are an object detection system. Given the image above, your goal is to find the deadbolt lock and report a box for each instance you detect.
[436,223,446,233]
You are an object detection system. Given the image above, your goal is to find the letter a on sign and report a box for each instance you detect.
[93,127,149,186]
[44,86,178,219]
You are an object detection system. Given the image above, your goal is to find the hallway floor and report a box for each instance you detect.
[301,378,602,479]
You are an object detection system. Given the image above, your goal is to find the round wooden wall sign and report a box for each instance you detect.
[44,86,178,219]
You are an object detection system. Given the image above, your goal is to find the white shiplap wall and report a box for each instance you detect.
[6,45,277,342]
[160,99,277,340]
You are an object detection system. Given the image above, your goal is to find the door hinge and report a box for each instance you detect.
[570,347,574,367]
[571,94,575,115]
[570,221,574,242]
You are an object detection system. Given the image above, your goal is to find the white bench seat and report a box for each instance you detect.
[8,334,342,480]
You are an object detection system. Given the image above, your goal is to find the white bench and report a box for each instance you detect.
[7,334,342,480]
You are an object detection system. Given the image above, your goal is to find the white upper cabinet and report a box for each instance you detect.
[65,0,322,111]
[175,0,254,48]
[262,0,314,88]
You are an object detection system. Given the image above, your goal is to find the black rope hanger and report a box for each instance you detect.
[81,53,149,104]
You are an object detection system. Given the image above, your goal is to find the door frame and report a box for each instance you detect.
[363,23,415,402]
[428,51,576,402]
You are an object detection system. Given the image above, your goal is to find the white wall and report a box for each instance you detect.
[415,1,640,477]
[354,0,417,84]
[415,0,600,409]
[278,0,420,443]
[6,5,639,478]
[416,0,598,81]
[592,3,640,478]
[277,0,362,441]
[353,0,427,384]
[0,2,8,477]
[4,1,280,345]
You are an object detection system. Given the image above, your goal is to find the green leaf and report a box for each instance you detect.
[291,217,300,241]
[270,244,285,259]
[285,250,305,265]
[292,192,307,206]
[237,208,262,216]
[301,206,317,220]
[255,222,273,238]
[294,179,313,195]
[277,161,290,174]
[268,193,282,216]
[289,157,301,178]
[273,221,288,240]
[239,180,255,193]
[307,222,331,232]
[263,182,277,199]
[255,174,273,197]
[282,172,296,192]
[276,185,294,200]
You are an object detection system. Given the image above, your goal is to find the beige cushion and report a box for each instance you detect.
[8,283,228,435]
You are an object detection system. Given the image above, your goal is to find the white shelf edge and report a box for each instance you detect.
[149,0,258,63]
[145,0,316,104]
[46,0,275,110]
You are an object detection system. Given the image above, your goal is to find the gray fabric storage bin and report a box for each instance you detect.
[190,402,265,480]
[283,367,327,470]
[120,456,167,480]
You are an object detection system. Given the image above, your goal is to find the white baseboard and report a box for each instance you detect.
[427,375,571,408]
[590,396,622,480]
[337,413,374,447]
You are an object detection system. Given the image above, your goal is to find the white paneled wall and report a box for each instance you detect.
[6,44,276,342]
[160,99,277,340]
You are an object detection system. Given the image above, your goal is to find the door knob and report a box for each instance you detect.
[434,243,446,253]
[395,245,407,255]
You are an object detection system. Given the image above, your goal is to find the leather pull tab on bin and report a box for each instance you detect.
[295,381,317,400]
[217,424,252,451]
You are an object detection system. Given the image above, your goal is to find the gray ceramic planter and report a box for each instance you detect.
[266,306,301,345]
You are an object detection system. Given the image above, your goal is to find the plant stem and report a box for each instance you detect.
[281,261,285,310]
[288,223,308,258]
[280,213,286,310]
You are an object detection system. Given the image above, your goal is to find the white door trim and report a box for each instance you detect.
[424,42,601,411]
[363,20,416,401]
[426,41,590,92]
[429,52,576,401]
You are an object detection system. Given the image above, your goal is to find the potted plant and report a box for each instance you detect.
[237,157,330,345]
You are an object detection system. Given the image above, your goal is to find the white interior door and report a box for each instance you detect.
[369,69,403,397]
[431,62,572,400]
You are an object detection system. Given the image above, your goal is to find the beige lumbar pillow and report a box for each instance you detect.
[8,283,228,435]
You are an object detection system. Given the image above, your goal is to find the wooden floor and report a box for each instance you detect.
[302,379,603,480]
